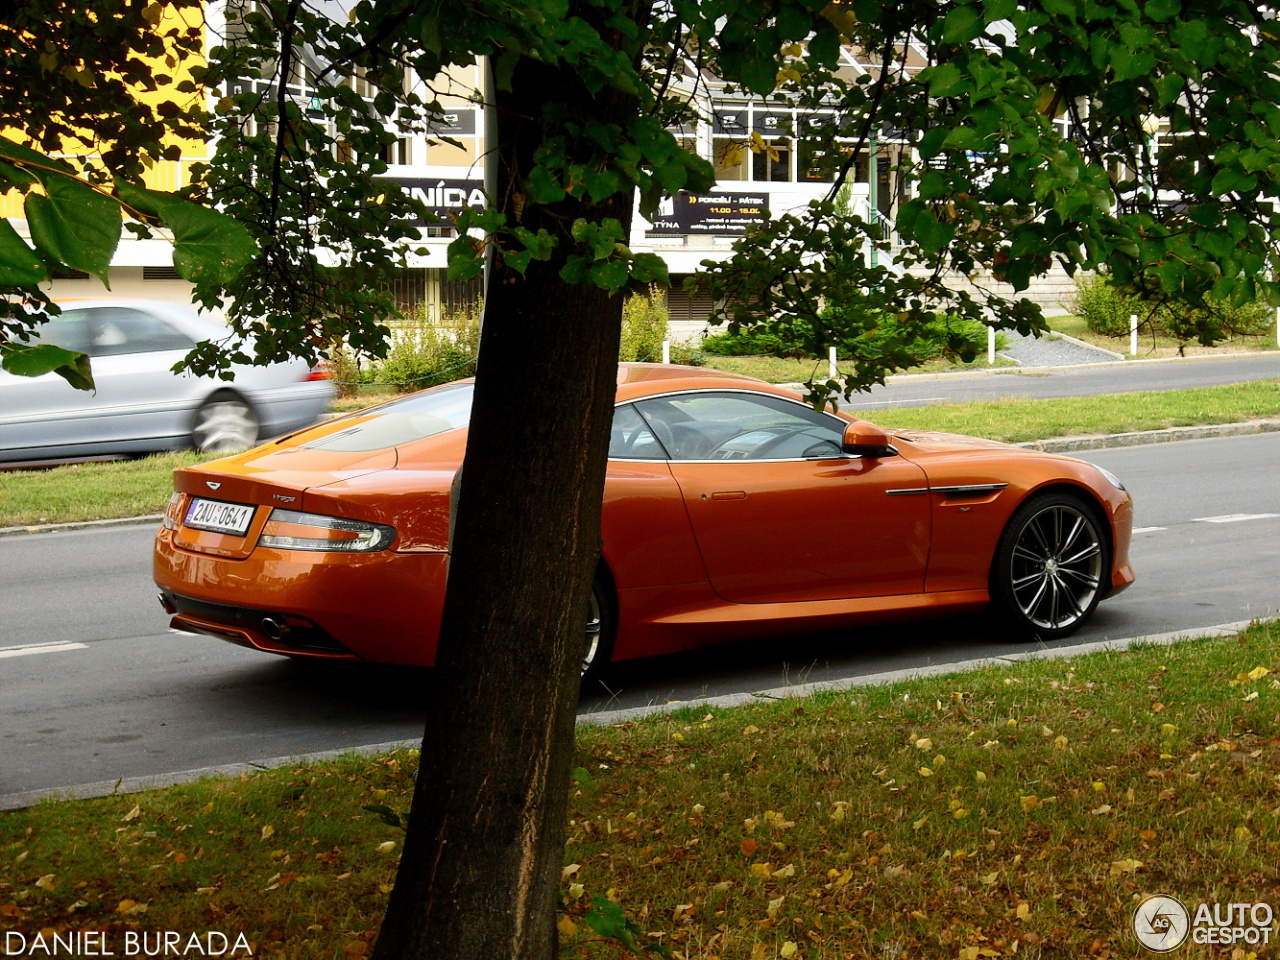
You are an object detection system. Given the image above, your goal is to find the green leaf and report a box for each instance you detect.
[589,259,629,293]
[1,342,94,390]
[24,178,121,285]
[583,898,641,950]
[0,219,49,285]
[525,165,566,204]
[0,135,77,180]
[117,182,257,284]
[630,253,669,286]
[942,5,985,43]
[501,247,534,275]
[912,209,956,255]
[926,62,969,99]
[983,0,1018,21]
[164,200,258,284]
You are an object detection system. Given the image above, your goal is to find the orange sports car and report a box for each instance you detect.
[154,364,1134,674]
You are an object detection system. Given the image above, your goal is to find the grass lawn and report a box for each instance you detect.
[1047,315,1279,359]
[3,621,1278,958]
[868,379,1280,444]
[691,352,1019,384]
[0,451,213,528]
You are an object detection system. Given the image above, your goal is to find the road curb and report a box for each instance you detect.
[0,515,163,538]
[1016,417,1280,453]
[0,619,1253,811]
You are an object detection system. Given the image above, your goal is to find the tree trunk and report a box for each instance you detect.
[370,35,637,960]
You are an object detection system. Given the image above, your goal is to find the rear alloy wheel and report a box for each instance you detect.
[582,573,616,682]
[193,395,259,454]
[991,493,1108,640]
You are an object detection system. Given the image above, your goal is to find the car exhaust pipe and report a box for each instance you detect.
[157,592,176,615]
[261,616,291,641]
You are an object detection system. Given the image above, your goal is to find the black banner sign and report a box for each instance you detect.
[645,190,769,237]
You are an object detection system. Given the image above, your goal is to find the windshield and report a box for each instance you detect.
[303,382,475,452]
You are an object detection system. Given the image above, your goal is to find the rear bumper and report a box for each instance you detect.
[154,531,447,665]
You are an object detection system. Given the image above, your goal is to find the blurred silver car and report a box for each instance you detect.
[0,300,334,462]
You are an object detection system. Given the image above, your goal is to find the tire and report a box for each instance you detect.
[192,394,259,454]
[582,570,617,683]
[990,492,1109,640]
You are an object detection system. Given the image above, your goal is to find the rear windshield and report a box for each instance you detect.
[302,382,475,452]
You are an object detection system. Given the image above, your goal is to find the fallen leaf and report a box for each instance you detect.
[740,838,759,857]
[261,824,275,841]
[34,875,55,891]
[779,942,798,958]
[122,805,142,822]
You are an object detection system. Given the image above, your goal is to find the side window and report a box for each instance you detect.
[609,403,668,460]
[633,391,845,461]
[89,308,196,357]
[25,313,92,354]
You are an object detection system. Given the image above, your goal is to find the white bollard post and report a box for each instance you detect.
[988,325,996,365]
[662,339,671,364]
[1130,314,1139,356]
[829,346,838,380]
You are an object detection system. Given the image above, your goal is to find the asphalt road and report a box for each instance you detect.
[847,352,1280,409]
[3,429,1279,804]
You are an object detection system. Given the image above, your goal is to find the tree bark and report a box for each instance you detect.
[371,31,637,960]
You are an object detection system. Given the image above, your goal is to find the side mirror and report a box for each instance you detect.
[841,420,896,458]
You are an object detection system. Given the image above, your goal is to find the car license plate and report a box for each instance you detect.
[185,498,255,536]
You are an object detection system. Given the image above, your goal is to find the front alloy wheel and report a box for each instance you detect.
[992,493,1108,640]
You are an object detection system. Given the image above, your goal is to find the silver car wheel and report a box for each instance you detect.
[193,397,259,453]
[581,574,616,682]
[1001,498,1105,635]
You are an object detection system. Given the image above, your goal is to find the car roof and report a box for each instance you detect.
[614,362,799,403]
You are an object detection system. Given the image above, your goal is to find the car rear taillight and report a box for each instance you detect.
[258,509,394,552]
[162,492,185,531]
[303,361,332,382]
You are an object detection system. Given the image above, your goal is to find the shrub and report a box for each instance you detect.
[700,312,999,366]
[1072,272,1272,345]
[331,288,693,397]
[1071,273,1142,337]
[330,302,481,395]
[618,285,669,362]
